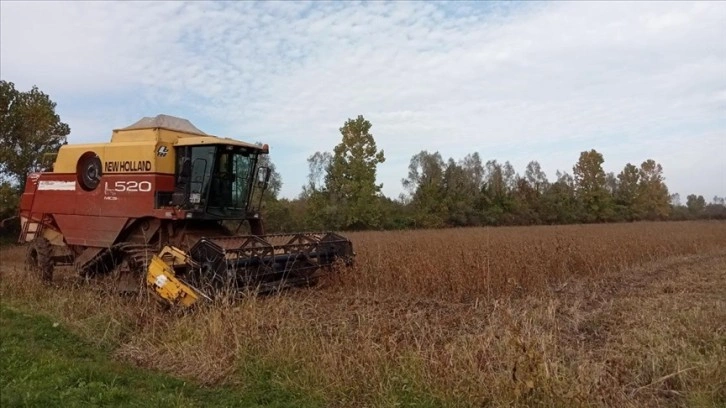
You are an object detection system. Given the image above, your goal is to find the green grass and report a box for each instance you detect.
[0,305,322,408]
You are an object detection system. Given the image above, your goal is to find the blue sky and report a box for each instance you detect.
[1,1,724,201]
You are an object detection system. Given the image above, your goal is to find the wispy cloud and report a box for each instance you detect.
[2,1,724,199]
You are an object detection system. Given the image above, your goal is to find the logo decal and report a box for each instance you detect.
[104,160,152,172]
[156,146,169,157]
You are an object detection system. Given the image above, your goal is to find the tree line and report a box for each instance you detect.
[260,116,725,232]
[1,81,723,237]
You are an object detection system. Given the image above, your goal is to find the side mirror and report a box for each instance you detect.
[257,166,270,188]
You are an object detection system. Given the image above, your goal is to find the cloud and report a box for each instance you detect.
[1,1,724,199]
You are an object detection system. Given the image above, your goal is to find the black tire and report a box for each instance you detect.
[26,237,54,282]
[77,152,102,191]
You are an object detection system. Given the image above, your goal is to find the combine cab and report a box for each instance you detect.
[19,115,354,306]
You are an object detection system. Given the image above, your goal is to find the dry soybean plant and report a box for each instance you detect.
[2,220,725,407]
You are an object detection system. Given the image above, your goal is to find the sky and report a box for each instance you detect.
[1,1,724,201]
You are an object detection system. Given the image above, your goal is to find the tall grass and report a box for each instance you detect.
[2,221,725,406]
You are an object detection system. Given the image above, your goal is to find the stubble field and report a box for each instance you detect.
[1,221,725,407]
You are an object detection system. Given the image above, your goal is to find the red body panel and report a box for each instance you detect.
[20,172,185,247]
[53,215,131,248]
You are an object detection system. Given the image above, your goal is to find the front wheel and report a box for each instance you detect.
[26,237,54,282]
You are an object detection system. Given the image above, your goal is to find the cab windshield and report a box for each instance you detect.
[185,145,257,217]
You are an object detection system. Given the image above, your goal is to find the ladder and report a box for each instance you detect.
[18,213,45,244]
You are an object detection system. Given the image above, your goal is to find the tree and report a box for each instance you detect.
[0,81,70,190]
[704,201,726,219]
[686,194,706,216]
[524,161,549,195]
[615,163,641,220]
[0,81,69,225]
[0,181,19,225]
[325,115,385,230]
[264,197,318,233]
[402,151,445,196]
[442,158,475,226]
[512,176,538,225]
[301,151,336,229]
[636,159,670,220]
[402,151,446,227]
[668,193,689,220]
[573,150,612,222]
[479,160,517,224]
[460,153,485,191]
[511,161,549,225]
[302,151,332,197]
[541,170,581,224]
[378,195,415,230]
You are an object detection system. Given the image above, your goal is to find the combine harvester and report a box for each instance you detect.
[18,115,354,307]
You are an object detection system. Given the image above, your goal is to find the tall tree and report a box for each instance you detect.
[615,163,641,220]
[512,176,538,225]
[443,158,474,226]
[460,152,485,190]
[325,115,385,229]
[524,161,549,194]
[482,160,515,201]
[402,151,445,196]
[0,81,69,223]
[302,151,332,196]
[513,161,549,224]
[402,150,446,227]
[573,150,612,222]
[605,172,618,196]
[478,160,518,225]
[301,151,336,229]
[636,159,670,220]
[0,81,70,190]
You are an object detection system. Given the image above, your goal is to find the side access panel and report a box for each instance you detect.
[53,214,130,248]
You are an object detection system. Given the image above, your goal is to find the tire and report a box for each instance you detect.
[77,152,102,191]
[26,237,54,282]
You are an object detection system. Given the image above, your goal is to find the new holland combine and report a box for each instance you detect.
[18,115,354,307]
